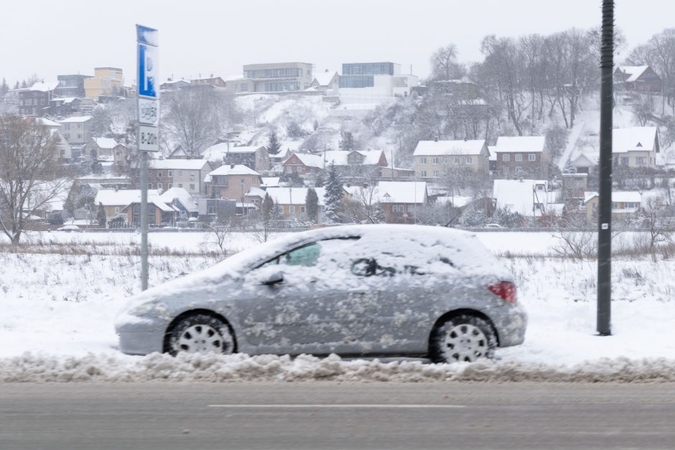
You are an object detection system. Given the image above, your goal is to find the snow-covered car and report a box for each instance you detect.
[484,223,504,229]
[115,224,527,363]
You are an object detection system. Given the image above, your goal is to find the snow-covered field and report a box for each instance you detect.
[3,229,675,383]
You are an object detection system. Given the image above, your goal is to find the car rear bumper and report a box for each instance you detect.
[494,304,528,348]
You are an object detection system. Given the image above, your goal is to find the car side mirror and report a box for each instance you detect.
[262,271,284,286]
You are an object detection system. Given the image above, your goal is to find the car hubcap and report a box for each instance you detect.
[441,323,488,363]
[177,324,228,354]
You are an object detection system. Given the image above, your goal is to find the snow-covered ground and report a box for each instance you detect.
[3,229,675,382]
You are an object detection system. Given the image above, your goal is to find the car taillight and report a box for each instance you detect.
[487,281,517,303]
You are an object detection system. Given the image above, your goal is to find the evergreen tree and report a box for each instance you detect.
[339,131,356,151]
[266,129,281,155]
[305,188,319,223]
[0,78,9,97]
[262,193,274,224]
[323,163,344,223]
[97,202,107,227]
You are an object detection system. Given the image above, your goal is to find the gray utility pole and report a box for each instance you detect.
[597,0,614,336]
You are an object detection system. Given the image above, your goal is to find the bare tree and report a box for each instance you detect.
[0,114,72,244]
[163,89,240,157]
[429,44,466,81]
[640,195,672,259]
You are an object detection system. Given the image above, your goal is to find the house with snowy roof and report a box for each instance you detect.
[413,139,489,180]
[324,150,389,181]
[159,187,198,219]
[345,181,427,224]
[148,159,213,195]
[492,136,547,178]
[282,153,325,177]
[584,191,642,222]
[201,142,269,172]
[614,66,662,93]
[572,126,661,173]
[612,127,660,168]
[18,81,60,117]
[253,187,328,222]
[94,189,177,226]
[82,137,127,171]
[204,164,262,202]
[310,70,339,96]
[57,115,93,148]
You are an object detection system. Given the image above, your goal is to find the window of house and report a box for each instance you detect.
[157,182,163,189]
[515,154,523,162]
[190,174,195,181]
[148,183,153,189]
[114,207,120,214]
[420,170,427,177]
[178,183,183,188]
[454,157,460,164]
[300,206,306,213]
[158,172,163,178]
[636,157,646,165]
[528,154,536,162]
[503,154,510,162]
[432,157,439,165]
[189,184,195,191]
[421,157,427,164]
[168,183,173,189]
[168,170,173,177]
[289,205,296,214]
[433,170,439,177]
[465,156,473,164]
[621,157,629,165]
[392,205,405,213]
[178,171,183,176]
[444,157,449,164]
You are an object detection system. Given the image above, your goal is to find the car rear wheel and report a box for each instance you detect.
[430,314,496,363]
[166,313,235,356]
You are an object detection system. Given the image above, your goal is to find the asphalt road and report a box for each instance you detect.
[1,382,675,450]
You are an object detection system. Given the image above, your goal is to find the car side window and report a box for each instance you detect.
[259,238,360,269]
[282,243,321,267]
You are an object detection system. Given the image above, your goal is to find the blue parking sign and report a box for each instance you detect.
[138,43,158,99]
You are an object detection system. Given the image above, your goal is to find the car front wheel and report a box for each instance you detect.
[166,313,235,356]
[430,314,496,363]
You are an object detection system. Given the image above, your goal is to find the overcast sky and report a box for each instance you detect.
[1,0,673,86]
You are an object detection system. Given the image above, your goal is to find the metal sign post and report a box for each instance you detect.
[136,24,159,291]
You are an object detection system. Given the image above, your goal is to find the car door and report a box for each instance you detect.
[236,237,375,354]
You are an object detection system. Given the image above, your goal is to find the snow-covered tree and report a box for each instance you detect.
[323,163,344,223]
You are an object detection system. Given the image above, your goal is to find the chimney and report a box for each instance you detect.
[230,164,235,169]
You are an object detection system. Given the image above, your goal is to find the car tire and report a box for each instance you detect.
[430,314,496,364]
[166,313,235,356]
